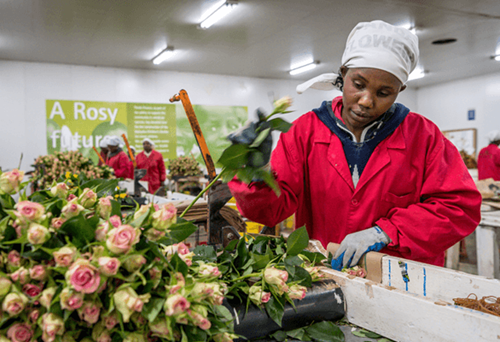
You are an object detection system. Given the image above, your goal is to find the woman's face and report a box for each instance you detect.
[341,67,405,135]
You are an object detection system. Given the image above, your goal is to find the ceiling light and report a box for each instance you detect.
[289,62,318,76]
[492,55,500,61]
[199,0,238,29]
[152,47,174,65]
[408,68,425,81]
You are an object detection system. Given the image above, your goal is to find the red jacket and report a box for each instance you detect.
[107,151,133,179]
[136,150,166,194]
[229,97,481,266]
[477,143,500,180]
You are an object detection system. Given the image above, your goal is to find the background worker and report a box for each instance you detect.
[477,130,500,181]
[228,20,481,270]
[98,136,109,166]
[106,136,133,180]
[136,138,166,195]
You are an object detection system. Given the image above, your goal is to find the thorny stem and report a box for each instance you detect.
[179,172,223,218]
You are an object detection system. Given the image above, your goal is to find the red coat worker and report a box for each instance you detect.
[136,138,166,194]
[98,137,109,166]
[106,136,133,179]
[478,130,500,181]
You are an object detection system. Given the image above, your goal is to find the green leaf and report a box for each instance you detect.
[217,144,249,169]
[220,168,238,183]
[252,253,271,270]
[286,226,309,256]
[265,296,285,327]
[268,118,293,133]
[193,245,217,263]
[110,200,121,217]
[286,328,307,340]
[170,253,188,276]
[214,305,233,321]
[147,241,169,264]
[224,239,238,252]
[236,237,249,268]
[260,169,281,196]
[250,127,271,148]
[351,329,383,339]
[183,325,207,342]
[290,265,312,288]
[306,321,345,342]
[0,193,16,210]
[158,220,198,245]
[142,297,164,322]
[129,211,149,228]
[59,214,96,248]
[81,178,119,196]
[270,330,287,341]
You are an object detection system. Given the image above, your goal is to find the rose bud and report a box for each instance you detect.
[164,294,190,317]
[0,169,24,195]
[77,301,101,324]
[288,284,307,300]
[39,287,57,309]
[50,183,69,198]
[113,287,151,323]
[97,196,113,220]
[10,267,30,284]
[41,313,65,342]
[2,292,28,315]
[149,318,171,338]
[22,283,42,298]
[95,222,109,242]
[15,201,45,222]
[151,203,177,231]
[59,287,84,310]
[144,228,165,242]
[123,255,146,273]
[78,188,97,209]
[109,215,122,227]
[0,277,12,298]
[7,250,21,267]
[27,223,50,245]
[53,246,77,267]
[61,199,84,219]
[248,285,271,305]
[98,257,121,276]
[264,267,289,295]
[50,217,66,230]
[198,264,221,278]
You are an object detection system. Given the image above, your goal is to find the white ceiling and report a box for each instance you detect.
[1,0,500,88]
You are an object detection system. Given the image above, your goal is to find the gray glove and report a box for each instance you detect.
[227,109,272,168]
[331,226,391,271]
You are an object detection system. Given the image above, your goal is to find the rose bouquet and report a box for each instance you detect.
[0,167,344,342]
[31,151,114,190]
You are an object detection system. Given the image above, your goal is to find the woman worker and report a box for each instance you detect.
[228,20,481,270]
[477,130,500,180]
[98,136,110,166]
[106,136,133,180]
[136,138,166,195]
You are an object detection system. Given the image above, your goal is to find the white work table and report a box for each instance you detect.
[476,206,500,279]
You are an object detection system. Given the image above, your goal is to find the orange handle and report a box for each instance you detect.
[121,134,137,168]
[93,146,106,165]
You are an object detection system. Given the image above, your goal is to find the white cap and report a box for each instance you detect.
[99,136,110,148]
[142,138,155,147]
[487,130,500,142]
[107,136,122,147]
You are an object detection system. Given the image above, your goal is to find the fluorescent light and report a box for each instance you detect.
[408,68,425,81]
[289,62,318,76]
[152,47,174,65]
[493,55,500,61]
[199,1,238,29]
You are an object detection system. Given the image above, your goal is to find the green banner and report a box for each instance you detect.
[46,100,176,165]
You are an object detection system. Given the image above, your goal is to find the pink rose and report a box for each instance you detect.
[77,301,101,324]
[248,285,271,305]
[133,204,151,220]
[0,169,24,195]
[7,323,32,342]
[189,309,211,330]
[106,225,141,255]
[288,284,307,300]
[61,200,84,219]
[264,267,289,294]
[27,223,50,245]
[39,287,57,309]
[151,203,177,231]
[149,318,170,338]
[22,284,42,298]
[97,196,113,220]
[123,255,146,273]
[2,292,28,315]
[198,264,221,278]
[67,194,77,201]
[15,201,45,222]
[50,183,69,198]
[28,308,40,322]
[95,222,109,242]
[7,250,21,267]
[164,294,190,316]
[305,266,325,282]
[78,189,97,208]
[29,265,48,281]
[50,218,66,230]
[53,246,76,267]
[10,267,30,284]
[103,312,119,330]
[109,215,122,227]
[98,257,120,276]
[113,288,151,323]
[66,259,100,294]
[41,313,64,342]
[60,288,84,310]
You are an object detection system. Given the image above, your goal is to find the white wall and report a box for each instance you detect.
[416,71,500,152]
[0,60,417,172]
